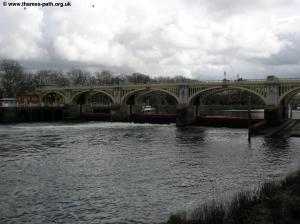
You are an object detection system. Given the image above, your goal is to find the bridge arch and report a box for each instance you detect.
[71,90,114,104]
[40,91,65,104]
[121,88,180,104]
[135,89,178,104]
[278,87,300,105]
[189,86,267,105]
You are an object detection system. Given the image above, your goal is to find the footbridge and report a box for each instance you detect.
[35,77,300,126]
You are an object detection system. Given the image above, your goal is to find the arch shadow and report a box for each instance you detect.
[41,92,65,105]
[71,90,114,105]
[279,87,300,105]
[121,88,179,105]
[189,87,267,105]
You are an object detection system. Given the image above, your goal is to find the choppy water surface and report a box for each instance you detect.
[0,122,299,224]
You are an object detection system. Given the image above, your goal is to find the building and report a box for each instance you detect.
[16,95,39,106]
[0,98,17,107]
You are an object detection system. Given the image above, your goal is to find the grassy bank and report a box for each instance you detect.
[167,170,300,224]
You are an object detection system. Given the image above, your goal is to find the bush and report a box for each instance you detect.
[166,170,300,224]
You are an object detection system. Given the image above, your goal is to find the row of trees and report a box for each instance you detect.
[205,90,265,105]
[0,59,197,98]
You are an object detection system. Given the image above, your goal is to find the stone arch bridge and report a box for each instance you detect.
[35,78,300,125]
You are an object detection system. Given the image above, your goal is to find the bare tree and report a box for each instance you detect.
[95,70,113,85]
[126,72,150,84]
[34,70,70,87]
[67,69,91,86]
[0,60,25,97]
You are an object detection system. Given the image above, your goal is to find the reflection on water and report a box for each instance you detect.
[206,109,264,118]
[263,137,290,151]
[0,122,299,224]
[208,109,300,119]
[175,127,206,147]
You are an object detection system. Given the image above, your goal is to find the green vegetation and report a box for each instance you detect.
[167,170,300,224]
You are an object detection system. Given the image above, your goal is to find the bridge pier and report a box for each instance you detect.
[281,105,289,119]
[264,106,289,124]
[63,105,81,120]
[264,107,281,124]
[264,81,289,123]
[176,104,195,127]
[110,104,130,122]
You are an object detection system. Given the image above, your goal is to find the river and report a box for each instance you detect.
[0,122,299,224]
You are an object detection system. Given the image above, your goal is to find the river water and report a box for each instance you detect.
[0,122,299,224]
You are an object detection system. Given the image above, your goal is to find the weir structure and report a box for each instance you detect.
[35,77,300,126]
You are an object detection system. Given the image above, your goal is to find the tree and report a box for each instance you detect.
[0,60,25,97]
[95,70,113,85]
[17,72,36,94]
[173,75,192,83]
[34,70,70,87]
[154,76,173,83]
[67,69,91,86]
[126,72,151,84]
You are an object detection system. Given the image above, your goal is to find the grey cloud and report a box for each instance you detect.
[258,34,300,66]
[1,0,300,79]
[194,0,296,16]
[14,58,135,75]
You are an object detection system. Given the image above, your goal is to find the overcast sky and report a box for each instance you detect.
[1,0,300,79]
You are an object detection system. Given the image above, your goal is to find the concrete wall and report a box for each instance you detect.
[0,107,65,123]
[110,104,130,122]
[176,104,195,126]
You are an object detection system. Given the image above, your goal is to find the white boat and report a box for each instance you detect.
[141,105,156,113]
[0,98,17,107]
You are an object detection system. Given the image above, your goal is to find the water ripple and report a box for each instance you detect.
[0,122,299,223]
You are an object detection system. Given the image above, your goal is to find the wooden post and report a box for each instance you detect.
[248,96,252,142]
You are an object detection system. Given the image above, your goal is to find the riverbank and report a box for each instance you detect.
[1,107,263,128]
[167,170,300,224]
